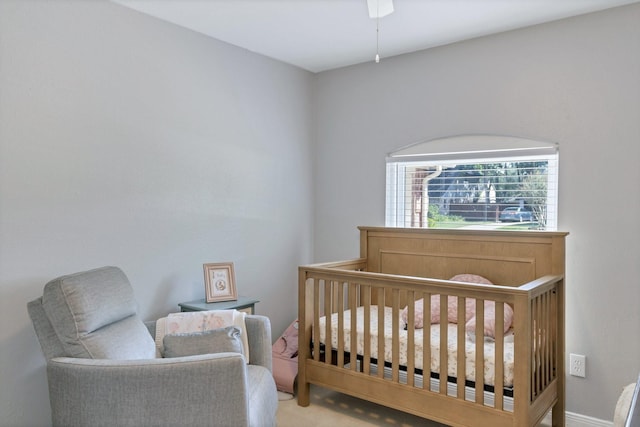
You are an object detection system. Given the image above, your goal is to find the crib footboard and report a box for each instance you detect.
[297,265,565,427]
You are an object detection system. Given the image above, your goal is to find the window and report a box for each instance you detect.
[385,135,558,230]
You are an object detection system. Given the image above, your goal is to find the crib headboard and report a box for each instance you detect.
[358,227,568,286]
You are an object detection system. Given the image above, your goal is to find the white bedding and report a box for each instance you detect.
[318,305,515,388]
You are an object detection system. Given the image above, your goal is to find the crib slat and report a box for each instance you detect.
[423,292,431,391]
[313,279,320,362]
[363,285,371,375]
[439,294,448,395]
[350,283,358,371]
[551,288,558,383]
[475,298,485,405]
[530,295,536,401]
[542,292,551,387]
[457,296,466,399]
[539,293,545,392]
[332,281,339,315]
[536,294,542,396]
[377,287,385,379]
[545,290,552,387]
[392,288,400,382]
[336,281,345,368]
[407,291,415,387]
[324,281,332,365]
[545,290,551,386]
[539,293,545,394]
[495,301,505,410]
[530,298,539,400]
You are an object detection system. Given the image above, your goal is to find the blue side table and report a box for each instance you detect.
[178,296,259,314]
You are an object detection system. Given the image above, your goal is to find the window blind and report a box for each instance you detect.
[385,135,558,230]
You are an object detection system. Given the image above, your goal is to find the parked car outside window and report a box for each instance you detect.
[499,207,533,222]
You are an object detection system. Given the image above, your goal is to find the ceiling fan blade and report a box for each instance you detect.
[367,0,394,19]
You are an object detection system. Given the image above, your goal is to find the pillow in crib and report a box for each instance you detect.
[401,298,424,328]
[465,301,514,338]
[449,274,493,286]
[450,274,514,338]
[440,274,494,326]
[401,274,494,329]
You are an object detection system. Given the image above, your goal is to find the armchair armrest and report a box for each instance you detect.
[48,353,250,427]
[245,315,273,371]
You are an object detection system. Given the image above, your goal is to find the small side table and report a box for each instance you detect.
[178,296,259,315]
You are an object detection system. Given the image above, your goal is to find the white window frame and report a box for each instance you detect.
[385,135,559,230]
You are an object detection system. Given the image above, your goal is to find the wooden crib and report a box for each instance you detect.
[298,226,568,427]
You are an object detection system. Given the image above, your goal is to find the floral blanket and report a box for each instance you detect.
[155,310,248,359]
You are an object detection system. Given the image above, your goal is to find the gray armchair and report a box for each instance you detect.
[27,266,278,427]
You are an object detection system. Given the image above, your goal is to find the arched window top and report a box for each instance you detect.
[387,134,558,163]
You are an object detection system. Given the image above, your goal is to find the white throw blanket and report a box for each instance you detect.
[155,310,249,360]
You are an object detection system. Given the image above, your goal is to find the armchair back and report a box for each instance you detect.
[29,266,155,360]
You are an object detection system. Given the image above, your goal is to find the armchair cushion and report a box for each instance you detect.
[163,326,244,358]
[41,266,155,359]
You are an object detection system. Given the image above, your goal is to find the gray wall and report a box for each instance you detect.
[0,2,313,426]
[313,3,640,422]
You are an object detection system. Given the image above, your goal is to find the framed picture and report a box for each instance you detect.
[203,262,237,303]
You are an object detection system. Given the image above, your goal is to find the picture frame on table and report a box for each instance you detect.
[203,262,237,303]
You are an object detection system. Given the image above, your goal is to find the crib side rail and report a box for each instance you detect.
[513,274,565,426]
[305,258,368,271]
[298,264,564,426]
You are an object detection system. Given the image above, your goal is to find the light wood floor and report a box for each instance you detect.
[276,385,554,426]
[276,385,447,427]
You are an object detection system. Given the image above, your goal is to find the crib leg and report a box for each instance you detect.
[551,401,565,426]
[298,380,310,407]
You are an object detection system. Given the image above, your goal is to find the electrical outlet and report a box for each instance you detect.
[570,353,586,378]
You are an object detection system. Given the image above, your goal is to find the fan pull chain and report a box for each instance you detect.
[375,13,380,63]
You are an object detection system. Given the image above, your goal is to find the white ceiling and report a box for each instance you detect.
[112,0,639,73]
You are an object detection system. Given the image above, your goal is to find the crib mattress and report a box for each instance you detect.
[318,305,515,388]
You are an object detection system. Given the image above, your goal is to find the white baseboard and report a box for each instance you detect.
[542,411,613,427]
